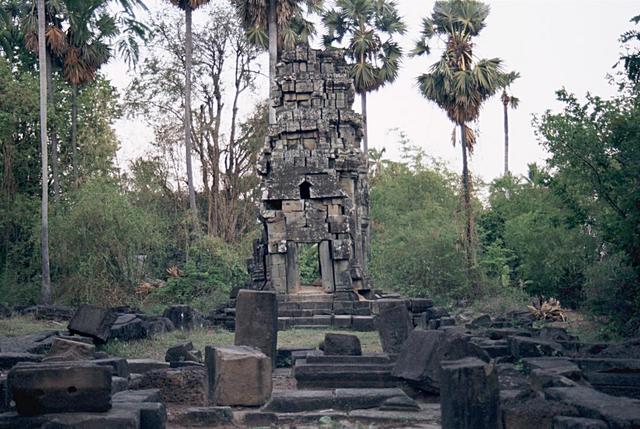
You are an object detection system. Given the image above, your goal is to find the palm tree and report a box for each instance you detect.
[232,0,323,124]
[368,147,387,179]
[413,0,510,290]
[500,71,519,175]
[322,0,405,155]
[168,0,211,231]
[62,0,118,186]
[36,0,52,304]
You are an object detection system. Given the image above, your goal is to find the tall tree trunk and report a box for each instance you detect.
[503,98,509,175]
[46,52,60,202]
[184,6,199,232]
[71,83,79,187]
[38,0,52,305]
[268,0,277,125]
[460,124,476,290]
[360,92,368,155]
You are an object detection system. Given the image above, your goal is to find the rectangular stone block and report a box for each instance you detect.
[8,362,112,416]
[333,315,352,329]
[235,290,278,365]
[205,346,272,407]
[67,304,117,343]
[351,316,375,332]
[374,300,413,355]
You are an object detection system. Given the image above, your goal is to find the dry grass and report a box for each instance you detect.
[0,315,65,337]
[0,315,382,360]
[102,327,381,360]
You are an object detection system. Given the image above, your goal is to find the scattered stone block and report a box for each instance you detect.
[173,407,233,427]
[509,335,564,358]
[165,341,202,363]
[263,390,336,413]
[117,402,167,429]
[111,376,128,394]
[162,305,203,331]
[110,314,148,341]
[8,362,111,416]
[379,395,421,411]
[334,388,412,411]
[234,290,278,365]
[553,416,608,429]
[545,386,640,428]
[0,405,141,429]
[0,331,59,354]
[127,358,170,374]
[42,337,95,362]
[440,357,499,429]
[501,396,579,429]
[374,300,413,355]
[0,353,42,370]
[93,357,130,378]
[205,345,272,406]
[322,333,362,355]
[67,304,117,343]
[243,411,279,427]
[409,298,433,313]
[468,314,492,329]
[392,329,489,393]
[113,389,162,403]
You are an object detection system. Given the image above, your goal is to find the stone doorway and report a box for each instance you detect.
[298,243,321,288]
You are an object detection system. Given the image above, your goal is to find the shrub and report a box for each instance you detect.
[148,236,249,311]
[50,178,166,306]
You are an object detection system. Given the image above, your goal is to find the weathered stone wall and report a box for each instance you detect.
[250,45,370,297]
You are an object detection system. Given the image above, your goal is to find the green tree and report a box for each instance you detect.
[413,0,510,291]
[232,0,323,124]
[370,139,469,300]
[536,89,640,334]
[322,0,406,155]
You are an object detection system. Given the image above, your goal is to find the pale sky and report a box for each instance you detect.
[104,0,639,185]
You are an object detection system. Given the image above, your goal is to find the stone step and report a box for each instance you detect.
[295,369,402,389]
[278,309,333,318]
[294,360,402,389]
[279,302,333,311]
[296,363,394,374]
[279,294,334,304]
[305,354,392,365]
[263,388,412,413]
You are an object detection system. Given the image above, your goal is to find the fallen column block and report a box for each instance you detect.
[8,362,112,416]
[440,357,499,429]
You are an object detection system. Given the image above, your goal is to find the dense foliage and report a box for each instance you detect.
[0,1,639,337]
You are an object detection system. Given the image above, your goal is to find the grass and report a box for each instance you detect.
[0,314,381,360]
[0,315,66,336]
[102,328,382,360]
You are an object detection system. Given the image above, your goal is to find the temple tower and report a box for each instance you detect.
[249,45,370,299]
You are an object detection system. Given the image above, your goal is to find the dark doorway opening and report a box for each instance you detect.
[299,180,312,199]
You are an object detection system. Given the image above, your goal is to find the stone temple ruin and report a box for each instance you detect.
[248,45,370,299]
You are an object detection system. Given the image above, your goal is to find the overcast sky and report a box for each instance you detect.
[103,0,639,184]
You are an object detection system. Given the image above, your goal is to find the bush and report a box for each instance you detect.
[148,236,249,311]
[50,178,166,306]
[584,253,640,336]
[370,160,470,300]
